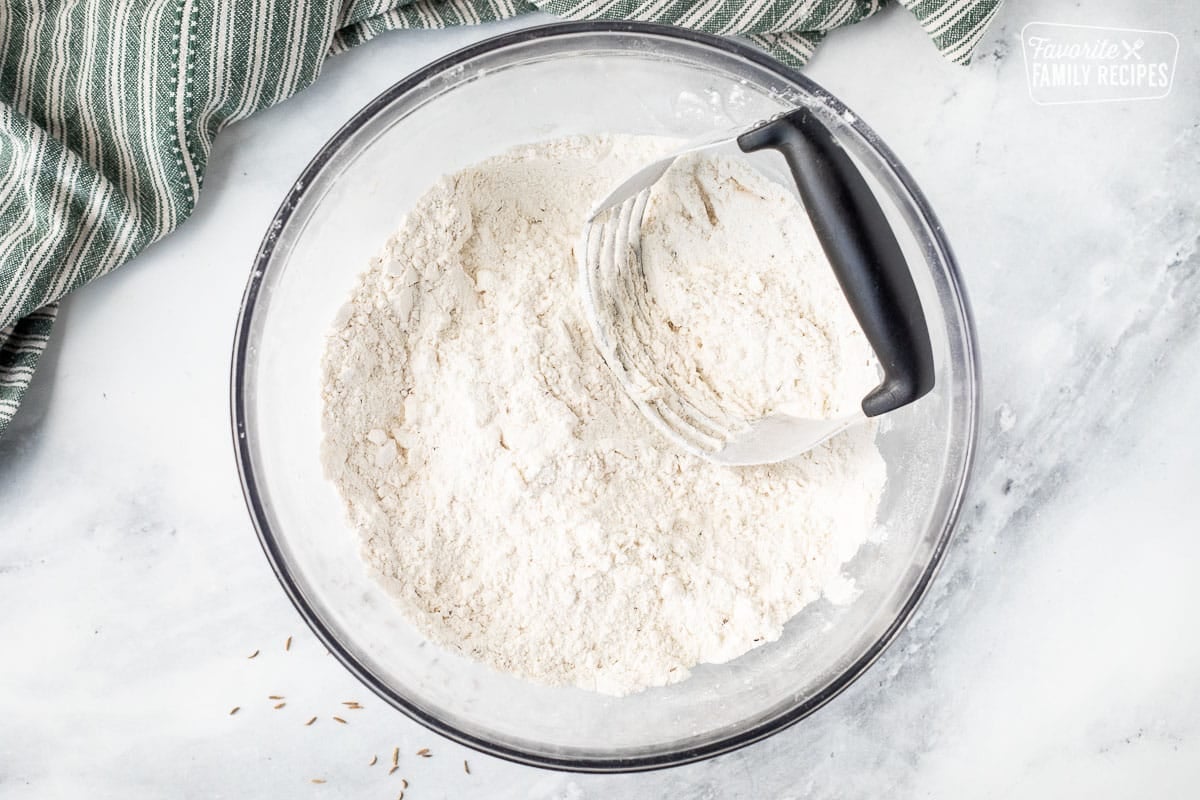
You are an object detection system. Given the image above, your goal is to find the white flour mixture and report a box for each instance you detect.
[321,135,885,695]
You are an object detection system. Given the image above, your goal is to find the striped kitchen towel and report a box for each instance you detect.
[0,0,1002,435]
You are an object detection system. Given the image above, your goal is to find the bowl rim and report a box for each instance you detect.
[231,19,981,774]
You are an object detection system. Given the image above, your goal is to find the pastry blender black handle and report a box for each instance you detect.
[738,108,935,417]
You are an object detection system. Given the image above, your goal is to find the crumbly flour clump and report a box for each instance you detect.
[320,135,886,696]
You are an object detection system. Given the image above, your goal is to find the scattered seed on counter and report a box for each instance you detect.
[368,755,378,766]
[305,717,317,726]
[273,702,286,709]
[416,748,431,758]
[247,650,259,659]
[285,636,292,651]
[463,760,470,774]
[332,716,347,724]
[229,707,240,716]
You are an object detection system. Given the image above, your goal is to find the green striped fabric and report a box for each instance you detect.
[0,0,1001,435]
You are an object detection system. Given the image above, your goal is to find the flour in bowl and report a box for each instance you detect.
[320,135,885,696]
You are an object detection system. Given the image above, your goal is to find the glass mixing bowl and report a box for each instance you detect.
[232,22,979,772]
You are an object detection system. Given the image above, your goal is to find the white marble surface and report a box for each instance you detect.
[2,2,1198,797]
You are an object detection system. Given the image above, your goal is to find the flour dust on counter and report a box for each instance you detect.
[320,135,885,696]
